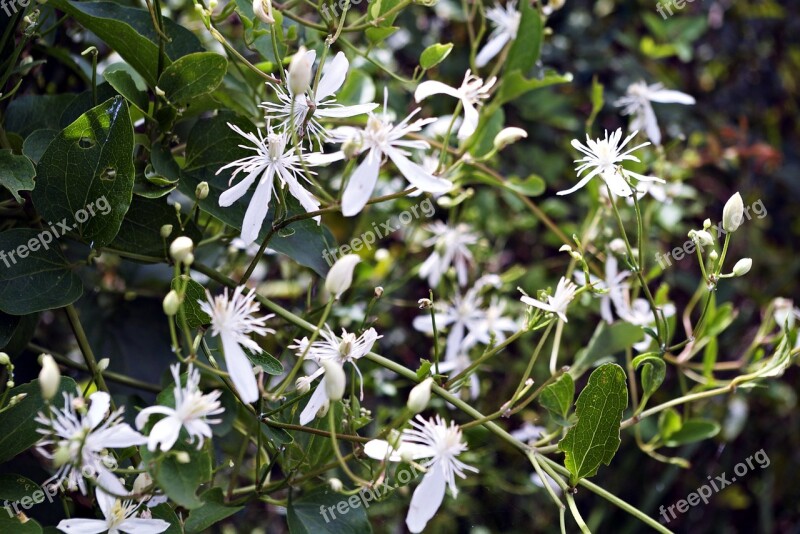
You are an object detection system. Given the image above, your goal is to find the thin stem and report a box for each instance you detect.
[65,305,110,396]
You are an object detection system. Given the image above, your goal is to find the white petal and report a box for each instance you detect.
[299,379,329,426]
[95,466,130,497]
[219,165,264,207]
[221,333,259,403]
[91,424,147,448]
[135,405,175,431]
[638,103,661,146]
[475,32,511,68]
[95,487,115,519]
[240,168,275,245]
[277,167,320,220]
[647,89,695,105]
[363,439,433,461]
[314,103,379,118]
[386,149,452,193]
[86,392,111,429]
[556,167,601,196]
[406,463,447,533]
[603,171,635,197]
[147,416,183,452]
[315,52,349,102]
[520,295,553,313]
[56,519,108,534]
[304,150,345,165]
[118,518,171,534]
[342,151,381,217]
[414,80,460,103]
[457,101,479,140]
[444,320,465,362]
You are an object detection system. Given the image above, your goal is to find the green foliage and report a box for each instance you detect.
[288,487,373,534]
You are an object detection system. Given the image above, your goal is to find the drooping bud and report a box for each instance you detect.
[406,377,433,413]
[163,290,180,316]
[195,181,209,200]
[418,298,432,309]
[732,258,752,277]
[175,452,191,463]
[325,254,360,299]
[133,472,153,496]
[722,192,744,233]
[288,46,313,96]
[39,354,60,400]
[160,224,173,238]
[493,127,527,151]
[322,360,346,401]
[169,236,194,264]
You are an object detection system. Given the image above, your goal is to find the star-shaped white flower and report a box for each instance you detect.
[35,391,147,496]
[476,1,521,67]
[56,486,170,534]
[415,70,496,140]
[574,255,630,324]
[216,123,342,244]
[332,91,453,216]
[291,327,381,426]
[364,415,478,533]
[520,276,578,323]
[615,81,695,145]
[261,50,378,149]
[136,363,224,452]
[418,221,479,288]
[558,128,664,197]
[199,286,275,404]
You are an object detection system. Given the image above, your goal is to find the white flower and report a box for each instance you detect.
[135,364,224,452]
[35,391,147,496]
[574,255,630,324]
[288,46,313,96]
[415,70,496,140]
[520,276,578,323]
[418,221,478,288]
[722,192,744,233]
[333,91,453,217]
[614,81,695,145]
[262,50,378,149]
[615,297,675,352]
[325,253,361,298]
[559,128,664,197]
[413,285,485,363]
[290,327,381,425]
[364,415,478,533]
[56,486,170,534]
[773,298,799,331]
[39,354,61,401]
[216,123,342,244]
[199,286,275,403]
[476,1,521,68]
[510,422,547,443]
[461,297,519,348]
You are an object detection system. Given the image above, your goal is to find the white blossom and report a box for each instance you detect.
[136,364,224,452]
[476,1,521,68]
[418,221,478,288]
[56,486,169,534]
[615,81,695,145]
[574,254,630,324]
[364,415,478,533]
[415,70,496,140]
[520,276,578,323]
[199,286,275,403]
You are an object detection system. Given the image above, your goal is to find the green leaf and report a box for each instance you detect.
[247,350,284,375]
[287,487,373,534]
[103,62,150,114]
[571,322,644,379]
[495,70,573,107]
[0,474,41,501]
[0,229,83,315]
[0,149,35,203]
[0,311,38,355]
[141,431,213,510]
[30,96,135,248]
[663,419,720,447]
[0,377,79,463]
[632,353,666,399]
[419,43,453,69]
[365,26,398,45]
[505,174,546,197]
[22,129,58,164]
[158,52,228,105]
[185,488,244,533]
[586,76,604,129]
[658,408,682,441]
[149,503,183,534]
[172,275,211,329]
[558,363,628,485]
[5,94,76,137]
[108,197,201,259]
[180,112,335,276]
[59,83,120,128]
[505,1,542,74]
[539,373,575,423]
[0,515,42,534]
[48,0,204,87]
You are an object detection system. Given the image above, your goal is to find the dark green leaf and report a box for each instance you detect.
[632,353,666,399]
[539,373,574,422]
[505,2,542,74]
[149,503,183,534]
[0,149,35,203]
[59,83,120,128]
[185,487,244,533]
[108,197,201,259]
[0,377,79,463]
[30,96,135,248]
[558,363,628,484]
[0,229,83,315]
[663,419,720,447]
[172,275,211,329]
[288,487,372,534]
[103,63,150,113]
[5,94,76,137]
[365,27,398,45]
[140,438,213,510]
[0,311,38,355]
[571,322,644,378]
[247,350,284,375]
[22,129,58,164]
[0,515,42,534]
[158,52,228,105]
[419,43,453,69]
[0,474,41,501]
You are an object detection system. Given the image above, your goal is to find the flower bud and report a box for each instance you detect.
[690,230,714,247]
[175,452,191,463]
[295,376,312,394]
[133,472,153,495]
[195,181,209,200]
[52,444,72,467]
[169,236,194,264]
[608,238,626,256]
[342,137,362,159]
[722,192,744,233]
[97,358,110,372]
[328,477,344,492]
[418,298,432,309]
[160,224,173,238]
[709,250,719,262]
[163,290,180,316]
[374,286,384,298]
[316,399,330,418]
[322,360,346,401]
[406,377,433,413]
[182,253,195,267]
[732,258,752,277]
[288,46,313,96]
[325,254,360,299]
[703,218,712,230]
[253,0,275,24]
[493,127,527,151]
[8,393,26,407]
[0,352,9,366]
[38,354,60,400]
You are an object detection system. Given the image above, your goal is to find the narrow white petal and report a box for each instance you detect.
[118,518,171,534]
[240,168,275,245]
[314,103,379,118]
[315,51,348,101]
[86,391,111,429]
[475,32,511,68]
[304,150,345,166]
[457,101,479,140]
[386,149,452,193]
[414,80,460,102]
[639,103,661,146]
[277,167,320,220]
[148,416,183,452]
[406,464,447,533]
[647,89,695,105]
[299,379,329,426]
[135,406,175,430]
[221,333,259,403]
[95,487,115,519]
[95,467,129,497]
[342,152,381,217]
[56,518,108,534]
[219,165,264,207]
[91,424,147,448]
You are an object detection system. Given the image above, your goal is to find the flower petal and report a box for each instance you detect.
[135,405,175,431]
[240,167,275,245]
[56,518,109,534]
[219,165,265,207]
[342,151,381,217]
[315,51,348,102]
[148,415,183,452]
[414,80,460,103]
[299,378,329,426]
[314,103,379,118]
[221,332,259,403]
[118,517,172,534]
[475,32,511,68]
[406,463,447,533]
[386,149,452,193]
[457,101,479,140]
[86,391,111,429]
[647,89,695,105]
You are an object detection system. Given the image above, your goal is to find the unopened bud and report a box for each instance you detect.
[722,192,744,233]
[133,472,153,495]
[690,230,714,247]
[295,376,311,394]
[38,354,60,400]
[709,250,719,262]
[328,478,344,492]
[160,224,173,238]
[175,452,191,463]
[325,254,360,299]
[732,258,752,277]
[0,352,9,366]
[316,399,330,418]
[169,236,194,264]
[322,360,346,401]
[253,0,275,24]
[493,127,527,151]
[406,377,433,413]
[163,290,180,316]
[374,286,384,298]
[342,137,362,159]
[418,298,432,309]
[97,358,110,372]
[608,238,626,256]
[288,46,313,96]
[52,445,72,467]
[195,181,209,200]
